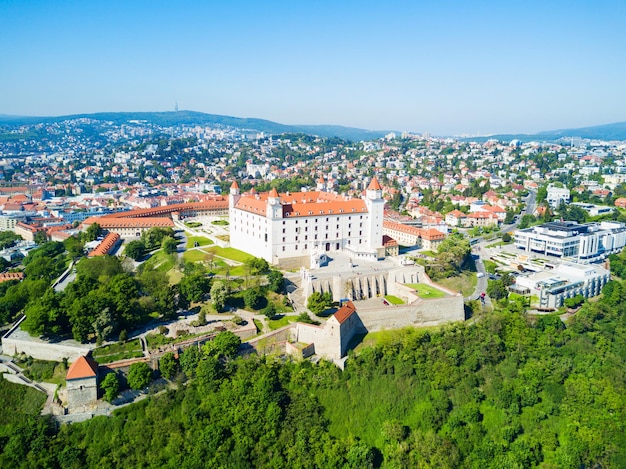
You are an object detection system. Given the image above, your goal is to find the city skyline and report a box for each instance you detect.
[1,0,625,136]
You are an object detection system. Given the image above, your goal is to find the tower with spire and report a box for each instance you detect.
[316,175,326,192]
[267,187,282,219]
[364,176,384,253]
[229,180,240,207]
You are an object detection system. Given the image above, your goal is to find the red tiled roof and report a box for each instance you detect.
[0,272,24,283]
[83,217,175,229]
[88,232,121,257]
[231,180,239,189]
[382,235,398,247]
[367,176,382,191]
[102,200,228,219]
[235,190,368,218]
[383,220,446,241]
[66,356,98,380]
[333,300,357,324]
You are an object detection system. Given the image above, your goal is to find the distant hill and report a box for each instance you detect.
[465,121,626,143]
[0,110,392,142]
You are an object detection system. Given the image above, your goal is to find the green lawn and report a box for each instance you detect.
[93,339,144,364]
[483,259,498,274]
[404,283,446,298]
[385,295,405,305]
[167,268,184,285]
[268,315,297,330]
[186,236,213,249]
[183,250,208,263]
[207,246,253,263]
[435,272,477,296]
[211,219,229,226]
[142,250,176,272]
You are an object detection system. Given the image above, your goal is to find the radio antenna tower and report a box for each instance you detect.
[175,100,179,112]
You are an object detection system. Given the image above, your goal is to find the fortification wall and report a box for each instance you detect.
[357,296,465,331]
[2,337,91,362]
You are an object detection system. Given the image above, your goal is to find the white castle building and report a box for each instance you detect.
[229,177,386,267]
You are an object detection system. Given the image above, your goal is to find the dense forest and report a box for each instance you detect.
[2,276,626,467]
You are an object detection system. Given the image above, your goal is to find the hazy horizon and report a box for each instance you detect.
[1,0,625,136]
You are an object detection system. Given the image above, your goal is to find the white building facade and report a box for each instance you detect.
[546,184,571,209]
[514,221,626,264]
[229,178,386,266]
[515,262,610,309]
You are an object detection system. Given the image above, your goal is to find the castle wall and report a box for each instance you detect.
[356,296,465,331]
[2,336,91,362]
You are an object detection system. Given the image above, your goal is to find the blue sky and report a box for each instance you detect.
[1,0,625,136]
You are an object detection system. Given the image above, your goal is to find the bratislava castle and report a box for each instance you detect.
[229,176,386,266]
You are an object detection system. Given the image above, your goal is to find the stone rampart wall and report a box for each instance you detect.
[2,337,90,362]
[357,296,465,331]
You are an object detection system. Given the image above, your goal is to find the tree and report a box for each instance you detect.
[518,214,536,229]
[261,302,276,319]
[76,255,124,281]
[100,373,120,402]
[127,362,152,390]
[536,185,548,204]
[34,230,48,245]
[179,273,211,303]
[210,280,228,312]
[243,287,263,310]
[502,232,512,243]
[267,270,284,293]
[159,352,179,380]
[83,223,103,242]
[141,227,174,250]
[124,240,145,261]
[487,280,508,300]
[504,209,516,224]
[179,345,200,378]
[244,256,269,275]
[202,331,241,359]
[161,236,177,255]
[63,236,85,259]
[307,291,333,314]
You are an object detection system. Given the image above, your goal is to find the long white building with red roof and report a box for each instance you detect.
[229,177,386,266]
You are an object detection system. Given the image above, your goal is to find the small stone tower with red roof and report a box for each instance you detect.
[66,355,99,413]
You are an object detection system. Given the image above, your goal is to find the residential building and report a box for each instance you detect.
[382,220,446,250]
[546,184,571,208]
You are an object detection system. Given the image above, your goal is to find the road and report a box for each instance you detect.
[467,189,535,309]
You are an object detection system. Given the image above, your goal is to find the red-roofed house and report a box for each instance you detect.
[445,209,467,227]
[66,355,99,413]
[615,197,626,209]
